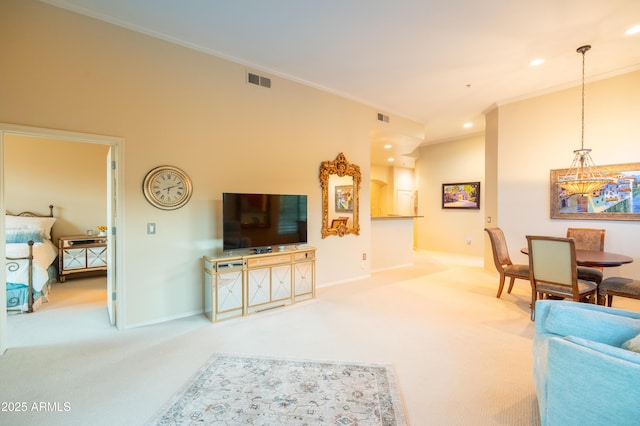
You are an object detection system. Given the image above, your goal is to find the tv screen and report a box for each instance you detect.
[223,193,308,251]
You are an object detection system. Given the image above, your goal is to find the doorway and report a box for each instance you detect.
[0,124,124,354]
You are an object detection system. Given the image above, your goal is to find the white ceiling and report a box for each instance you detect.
[43,0,640,166]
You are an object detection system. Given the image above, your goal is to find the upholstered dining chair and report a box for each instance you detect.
[527,235,598,321]
[484,227,529,298]
[566,227,606,284]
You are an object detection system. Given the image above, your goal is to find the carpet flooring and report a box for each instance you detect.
[5,251,638,425]
[148,354,406,425]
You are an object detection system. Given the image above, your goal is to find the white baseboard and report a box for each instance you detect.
[414,250,483,267]
[124,309,204,329]
[371,263,413,273]
[317,273,372,288]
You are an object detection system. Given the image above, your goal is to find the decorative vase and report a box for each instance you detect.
[98,231,106,236]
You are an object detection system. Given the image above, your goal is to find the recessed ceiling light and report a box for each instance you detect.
[384,144,392,149]
[463,122,473,128]
[387,157,394,162]
[530,58,545,66]
[626,24,640,35]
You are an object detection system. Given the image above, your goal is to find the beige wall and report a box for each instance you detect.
[4,135,108,239]
[496,70,640,278]
[0,0,423,327]
[415,70,640,278]
[370,165,393,216]
[3,0,638,336]
[483,107,499,270]
[370,165,415,216]
[415,134,486,256]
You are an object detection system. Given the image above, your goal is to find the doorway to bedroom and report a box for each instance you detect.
[1,124,123,351]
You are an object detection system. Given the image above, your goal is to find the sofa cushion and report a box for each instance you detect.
[544,336,640,425]
[544,304,640,346]
[623,333,640,353]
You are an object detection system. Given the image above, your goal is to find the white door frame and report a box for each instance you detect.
[0,123,125,355]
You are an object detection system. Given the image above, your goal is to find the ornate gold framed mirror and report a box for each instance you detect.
[319,152,361,238]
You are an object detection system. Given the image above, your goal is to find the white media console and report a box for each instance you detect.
[203,246,316,322]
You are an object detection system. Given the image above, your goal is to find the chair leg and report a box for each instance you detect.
[607,295,614,307]
[507,277,516,294]
[530,287,538,321]
[496,273,506,298]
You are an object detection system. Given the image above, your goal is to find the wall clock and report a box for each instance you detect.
[142,165,193,210]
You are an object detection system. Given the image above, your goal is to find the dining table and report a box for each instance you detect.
[520,247,633,268]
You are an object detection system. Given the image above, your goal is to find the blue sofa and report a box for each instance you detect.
[533,300,640,426]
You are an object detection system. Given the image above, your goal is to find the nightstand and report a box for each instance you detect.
[58,235,108,282]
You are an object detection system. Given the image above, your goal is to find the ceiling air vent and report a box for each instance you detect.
[247,72,271,88]
[377,113,390,123]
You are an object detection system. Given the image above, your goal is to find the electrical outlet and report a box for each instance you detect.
[147,223,156,235]
[362,253,367,261]
[467,237,472,245]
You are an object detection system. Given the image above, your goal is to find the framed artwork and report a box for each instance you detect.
[550,162,640,221]
[335,185,353,212]
[442,182,480,209]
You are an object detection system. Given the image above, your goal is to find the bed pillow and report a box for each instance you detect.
[5,215,56,240]
[6,229,44,243]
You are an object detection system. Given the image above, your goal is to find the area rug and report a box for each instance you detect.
[148,354,407,425]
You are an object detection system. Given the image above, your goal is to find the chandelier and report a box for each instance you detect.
[556,45,611,195]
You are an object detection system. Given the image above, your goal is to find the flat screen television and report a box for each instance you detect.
[222,193,308,252]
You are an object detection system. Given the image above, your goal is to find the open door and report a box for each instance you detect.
[0,124,124,352]
[106,147,116,325]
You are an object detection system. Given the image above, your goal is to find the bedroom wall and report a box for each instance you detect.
[0,0,424,327]
[414,134,486,257]
[4,135,108,239]
[495,70,640,278]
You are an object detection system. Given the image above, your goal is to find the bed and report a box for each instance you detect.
[5,205,58,313]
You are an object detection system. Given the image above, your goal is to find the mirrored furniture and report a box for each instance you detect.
[203,247,315,323]
[58,235,107,282]
[319,152,361,238]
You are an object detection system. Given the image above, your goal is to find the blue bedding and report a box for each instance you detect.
[6,264,57,311]
[6,283,44,309]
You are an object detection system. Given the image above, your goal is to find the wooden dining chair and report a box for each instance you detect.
[566,227,606,284]
[527,235,598,321]
[484,228,529,298]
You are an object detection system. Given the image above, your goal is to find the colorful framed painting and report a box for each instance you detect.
[550,162,640,221]
[335,185,353,212]
[442,182,480,209]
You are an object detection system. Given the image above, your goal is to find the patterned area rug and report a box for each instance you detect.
[148,354,407,425]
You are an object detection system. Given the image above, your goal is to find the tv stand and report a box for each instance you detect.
[203,246,316,322]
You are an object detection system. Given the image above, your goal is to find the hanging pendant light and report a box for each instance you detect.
[556,45,611,195]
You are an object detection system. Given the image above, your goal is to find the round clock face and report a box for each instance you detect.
[143,166,193,210]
